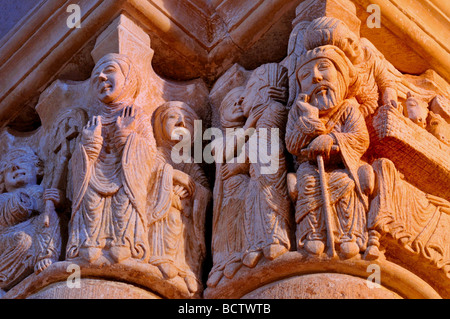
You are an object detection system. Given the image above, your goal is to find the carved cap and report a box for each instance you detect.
[296,45,359,99]
[303,17,356,52]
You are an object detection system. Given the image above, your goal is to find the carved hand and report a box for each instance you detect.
[304,134,335,160]
[267,86,288,104]
[173,169,195,198]
[43,188,63,207]
[173,184,189,199]
[115,105,137,146]
[81,116,103,160]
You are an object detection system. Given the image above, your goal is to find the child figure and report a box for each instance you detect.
[303,17,398,118]
[0,146,61,295]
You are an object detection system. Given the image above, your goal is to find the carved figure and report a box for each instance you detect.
[152,101,210,291]
[236,63,292,267]
[286,45,370,259]
[367,158,450,275]
[208,86,250,287]
[0,147,61,294]
[66,53,186,265]
[303,17,398,118]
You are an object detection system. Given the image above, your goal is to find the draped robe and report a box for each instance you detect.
[243,100,292,254]
[0,185,60,289]
[286,99,370,250]
[67,109,173,262]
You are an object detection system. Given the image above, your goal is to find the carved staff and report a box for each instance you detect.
[316,153,336,258]
[302,145,339,257]
[43,140,69,227]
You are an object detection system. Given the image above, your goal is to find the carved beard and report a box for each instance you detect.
[309,82,339,112]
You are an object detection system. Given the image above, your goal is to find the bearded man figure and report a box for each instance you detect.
[285,45,371,259]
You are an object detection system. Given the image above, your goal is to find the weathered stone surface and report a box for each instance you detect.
[241,273,402,299]
[27,279,160,299]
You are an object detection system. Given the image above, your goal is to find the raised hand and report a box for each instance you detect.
[115,106,137,146]
[82,116,103,144]
[81,116,103,160]
[116,105,137,133]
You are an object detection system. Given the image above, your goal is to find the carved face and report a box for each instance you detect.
[92,61,126,104]
[342,36,363,63]
[163,107,195,145]
[240,79,259,118]
[3,160,37,192]
[297,57,342,112]
[406,97,428,129]
[220,87,246,128]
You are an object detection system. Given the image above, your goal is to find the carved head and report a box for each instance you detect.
[0,146,44,193]
[153,101,199,147]
[296,45,358,112]
[91,53,140,108]
[219,86,246,129]
[304,17,363,63]
[427,111,450,145]
[405,92,428,129]
[240,63,288,117]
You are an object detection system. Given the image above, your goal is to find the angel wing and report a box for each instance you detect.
[285,21,310,109]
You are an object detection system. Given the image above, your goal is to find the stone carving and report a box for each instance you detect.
[404,92,450,146]
[286,45,370,259]
[0,146,62,294]
[66,53,168,264]
[208,63,292,286]
[152,101,211,292]
[302,17,398,118]
[208,86,249,287]
[63,53,207,295]
[366,157,450,275]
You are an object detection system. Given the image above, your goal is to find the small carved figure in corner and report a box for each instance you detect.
[0,147,62,295]
[405,92,450,145]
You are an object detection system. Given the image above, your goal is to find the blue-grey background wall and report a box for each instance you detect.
[0,0,40,40]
